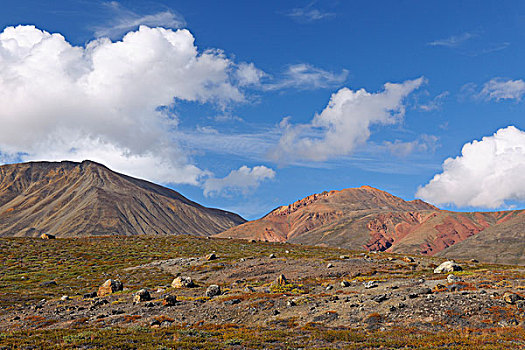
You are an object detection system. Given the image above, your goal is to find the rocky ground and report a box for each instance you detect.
[0,236,524,349]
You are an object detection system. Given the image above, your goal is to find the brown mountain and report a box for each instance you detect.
[0,160,245,237]
[216,186,524,261]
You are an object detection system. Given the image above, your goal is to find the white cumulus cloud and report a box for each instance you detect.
[417,126,525,208]
[269,77,425,162]
[479,78,525,101]
[0,24,256,185]
[203,165,275,197]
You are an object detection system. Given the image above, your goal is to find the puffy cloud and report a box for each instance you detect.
[428,32,474,47]
[479,78,525,101]
[203,165,275,197]
[269,78,425,162]
[265,64,348,91]
[0,25,255,185]
[417,126,525,208]
[94,1,186,39]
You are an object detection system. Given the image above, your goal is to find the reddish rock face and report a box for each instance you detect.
[216,186,524,257]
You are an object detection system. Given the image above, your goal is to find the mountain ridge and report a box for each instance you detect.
[216,186,524,264]
[0,160,245,237]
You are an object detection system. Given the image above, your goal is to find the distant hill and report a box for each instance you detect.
[216,186,524,263]
[0,160,245,237]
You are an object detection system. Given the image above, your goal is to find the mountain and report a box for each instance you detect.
[216,186,524,260]
[437,210,525,265]
[0,160,245,237]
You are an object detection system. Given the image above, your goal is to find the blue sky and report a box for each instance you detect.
[1,1,525,219]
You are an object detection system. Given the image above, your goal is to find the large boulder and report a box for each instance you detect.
[434,261,462,274]
[171,276,194,288]
[97,279,123,297]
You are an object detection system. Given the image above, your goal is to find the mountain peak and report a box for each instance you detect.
[0,160,245,237]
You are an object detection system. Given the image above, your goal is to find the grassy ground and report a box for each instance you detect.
[0,236,524,349]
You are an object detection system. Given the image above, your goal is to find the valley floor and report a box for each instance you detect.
[0,236,523,349]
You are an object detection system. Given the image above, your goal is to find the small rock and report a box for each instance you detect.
[97,279,123,297]
[503,292,524,305]
[244,286,255,293]
[40,281,57,287]
[162,294,177,306]
[206,253,217,261]
[206,284,221,298]
[433,261,462,274]
[150,319,161,327]
[340,280,350,288]
[326,263,333,268]
[274,274,288,286]
[340,255,349,260]
[325,285,333,291]
[60,295,70,301]
[363,281,378,289]
[224,299,240,305]
[269,253,276,259]
[372,294,388,303]
[470,259,479,263]
[272,309,280,315]
[133,289,151,303]
[285,250,290,254]
[287,299,296,307]
[402,256,415,263]
[171,276,194,288]
[447,274,462,283]
[83,291,98,299]
[40,233,55,239]
[144,302,154,307]
[156,288,165,293]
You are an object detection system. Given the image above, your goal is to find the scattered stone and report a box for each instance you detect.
[172,276,194,288]
[363,281,378,289]
[274,274,288,286]
[387,257,396,261]
[97,279,123,297]
[447,274,462,283]
[162,295,177,306]
[503,292,524,305]
[60,295,70,301]
[133,289,151,303]
[156,288,165,293]
[285,250,290,254]
[434,261,462,274]
[206,284,221,298]
[326,285,333,291]
[144,302,154,307]
[432,284,447,292]
[272,309,280,315]
[224,298,240,305]
[269,253,276,259]
[470,259,479,263]
[287,300,296,307]
[372,294,388,303]
[340,280,350,288]
[40,280,57,287]
[83,291,98,299]
[326,263,333,268]
[244,286,255,293]
[340,255,349,260]
[206,253,217,261]
[402,256,415,263]
[40,233,55,239]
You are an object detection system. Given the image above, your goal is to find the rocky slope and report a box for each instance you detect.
[0,160,245,237]
[216,186,524,261]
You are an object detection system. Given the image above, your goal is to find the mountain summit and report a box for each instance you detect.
[216,186,524,264]
[0,160,245,237]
